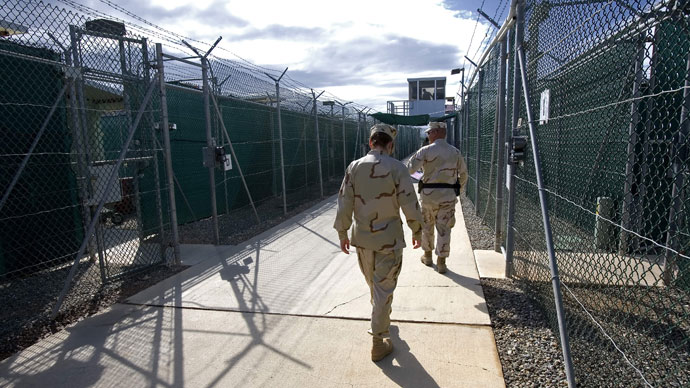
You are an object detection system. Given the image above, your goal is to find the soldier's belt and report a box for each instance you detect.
[418,181,461,195]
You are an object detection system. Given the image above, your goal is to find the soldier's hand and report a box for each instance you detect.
[340,239,351,254]
[412,238,421,249]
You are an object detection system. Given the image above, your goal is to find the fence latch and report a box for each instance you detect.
[510,135,528,165]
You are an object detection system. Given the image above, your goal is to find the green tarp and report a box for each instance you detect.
[371,112,429,126]
[431,112,458,122]
[371,112,458,126]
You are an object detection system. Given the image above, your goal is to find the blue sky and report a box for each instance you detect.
[68,0,510,111]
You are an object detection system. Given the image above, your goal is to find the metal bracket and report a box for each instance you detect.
[63,65,81,79]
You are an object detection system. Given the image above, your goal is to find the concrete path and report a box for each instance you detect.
[0,195,505,388]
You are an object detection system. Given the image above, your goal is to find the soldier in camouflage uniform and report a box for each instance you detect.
[406,121,468,273]
[334,124,423,362]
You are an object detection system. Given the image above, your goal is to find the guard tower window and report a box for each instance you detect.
[409,81,418,100]
[420,80,435,100]
[436,79,445,100]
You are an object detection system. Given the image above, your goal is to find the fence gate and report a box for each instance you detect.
[68,22,170,282]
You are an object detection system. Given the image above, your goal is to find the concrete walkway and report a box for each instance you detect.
[0,195,505,387]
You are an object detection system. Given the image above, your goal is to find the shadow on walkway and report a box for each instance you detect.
[377,325,440,388]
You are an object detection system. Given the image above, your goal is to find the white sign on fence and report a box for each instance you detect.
[540,89,550,125]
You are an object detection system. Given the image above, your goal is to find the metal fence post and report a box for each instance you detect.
[311,89,325,198]
[156,43,181,265]
[663,52,690,285]
[118,36,144,243]
[337,102,352,172]
[517,43,576,388]
[69,25,105,281]
[464,91,470,159]
[342,107,347,171]
[303,110,309,187]
[202,57,220,244]
[620,39,646,255]
[266,68,289,215]
[353,111,361,159]
[142,39,167,261]
[494,36,508,253]
[505,1,525,277]
[475,69,484,215]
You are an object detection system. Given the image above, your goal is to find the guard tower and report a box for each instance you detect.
[387,77,451,117]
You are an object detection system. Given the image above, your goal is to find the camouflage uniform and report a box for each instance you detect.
[406,129,468,259]
[334,125,423,339]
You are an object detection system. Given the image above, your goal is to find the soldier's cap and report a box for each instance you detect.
[370,124,397,140]
[425,121,446,133]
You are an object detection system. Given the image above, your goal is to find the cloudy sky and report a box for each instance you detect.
[80,0,509,111]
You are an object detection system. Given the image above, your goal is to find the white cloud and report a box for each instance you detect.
[102,0,492,111]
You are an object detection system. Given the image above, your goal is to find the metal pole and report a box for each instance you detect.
[342,106,347,172]
[635,27,660,253]
[517,43,576,388]
[303,111,309,188]
[311,89,325,198]
[119,37,144,241]
[268,95,277,197]
[267,68,288,215]
[142,39,166,261]
[663,51,690,285]
[464,91,471,159]
[63,43,96,263]
[353,111,361,159]
[475,69,484,215]
[156,43,181,265]
[505,1,525,277]
[0,84,68,213]
[338,102,352,172]
[620,39,645,255]
[52,78,158,319]
[202,58,220,244]
[494,36,508,253]
[329,104,334,178]
[70,25,104,280]
[221,105,230,215]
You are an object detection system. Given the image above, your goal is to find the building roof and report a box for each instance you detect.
[407,76,446,82]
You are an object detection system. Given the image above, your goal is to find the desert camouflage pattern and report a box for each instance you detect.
[334,149,423,252]
[370,123,397,140]
[406,138,468,204]
[356,247,402,338]
[421,201,456,256]
[407,138,468,257]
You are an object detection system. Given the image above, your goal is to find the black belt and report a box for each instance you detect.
[418,180,461,195]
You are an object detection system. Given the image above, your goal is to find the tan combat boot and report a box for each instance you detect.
[437,256,447,273]
[420,251,433,266]
[371,337,393,361]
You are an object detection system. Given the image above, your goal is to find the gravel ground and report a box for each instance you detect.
[460,194,495,250]
[461,195,568,387]
[462,195,690,387]
[179,178,342,245]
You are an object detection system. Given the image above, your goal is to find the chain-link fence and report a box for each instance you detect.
[0,0,174,347]
[460,0,689,385]
[0,0,420,358]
